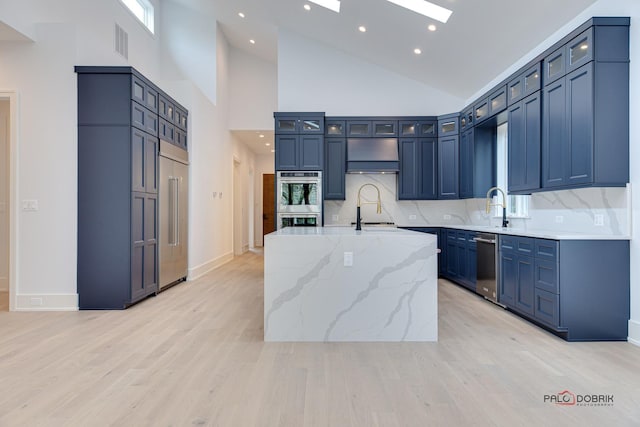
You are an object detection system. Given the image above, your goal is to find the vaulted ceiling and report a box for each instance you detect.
[212,0,597,100]
[211,0,598,154]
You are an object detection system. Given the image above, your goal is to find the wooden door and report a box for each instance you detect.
[263,174,276,237]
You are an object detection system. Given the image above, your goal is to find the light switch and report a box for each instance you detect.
[22,200,38,211]
[344,252,353,267]
[594,214,604,226]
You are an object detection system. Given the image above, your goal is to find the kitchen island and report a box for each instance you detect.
[264,227,438,342]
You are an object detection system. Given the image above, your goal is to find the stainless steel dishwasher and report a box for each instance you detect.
[475,233,500,304]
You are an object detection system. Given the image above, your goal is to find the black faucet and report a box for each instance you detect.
[355,184,382,231]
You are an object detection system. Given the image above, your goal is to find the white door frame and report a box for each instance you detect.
[0,91,18,311]
[232,157,242,256]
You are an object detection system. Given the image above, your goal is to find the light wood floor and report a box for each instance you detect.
[0,253,639,426]
[0,291,8,311]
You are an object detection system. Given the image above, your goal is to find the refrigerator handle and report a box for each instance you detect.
[175,177,180,246]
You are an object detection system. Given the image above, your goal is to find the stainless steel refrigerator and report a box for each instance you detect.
[159,140,189,290]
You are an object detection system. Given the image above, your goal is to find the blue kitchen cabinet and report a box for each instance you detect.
[437,113,459,137]
[508,63,541,105]
[488,85,507,117]
[347,120,372,137]
[325,120,346,136]
[400,120,437,137]
[324,138,346,200]
[76,66,184,309]
[499,250,517,308]
[508,91,541,193]
[398,137,437,200]
[275,113,325,171]
[445,230,459,279]
[439,229,477,291]
[418,138,438,200]
[541,19,629,191]
[456,232,468,285]
[499,235,629,341]
[437,135,459,199]
[275,135,299,170]
[398,138,418,199]
[459,128,474,199]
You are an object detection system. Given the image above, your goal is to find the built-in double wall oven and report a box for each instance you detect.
[276,171,322,229]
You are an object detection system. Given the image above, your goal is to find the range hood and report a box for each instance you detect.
[346,138,399,173]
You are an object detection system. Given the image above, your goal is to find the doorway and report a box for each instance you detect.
[0,94,14,311]
[233,158,243,256]
[262,173,275,238]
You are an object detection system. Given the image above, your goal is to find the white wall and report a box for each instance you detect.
[0,0,238,308]
[0,100,8,292]
[254,154,275,247]
[277,30,464,116]
[231,134,257,253]
[462,0,640,345]
[229,48,277,131]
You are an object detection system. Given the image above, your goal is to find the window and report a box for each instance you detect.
[120,0,155,34]
[495,122,530,218]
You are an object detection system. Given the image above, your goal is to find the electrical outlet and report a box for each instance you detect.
[555,215,564,223]
[409,214,417,220]
[343,252,353,267]
[22,200,39,211]
[212,192,217,198]
[444,214,451,220]
[219,192,223,199]
[594,214,604,226]
[332,214,339,221]
[30,297,43,306]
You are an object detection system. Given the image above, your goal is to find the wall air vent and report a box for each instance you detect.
[115,23,129,60]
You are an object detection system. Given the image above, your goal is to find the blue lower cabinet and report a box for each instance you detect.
[514,255,535,315]
[499,235,629,341]
[534,288,559,327]
[499,251,517,307]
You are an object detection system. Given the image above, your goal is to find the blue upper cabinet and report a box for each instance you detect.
[438,113,459,137]
[459,107,473,131]
[541,19,629,191]
[400,120,436,137]
[324,137,346,200]
[274,113,325,171]
[347,120,372,137]
[398,138,419,199]
[398,137,437,200]
[437,135,459,199]
[508,63,541,106]
[459,128,474,199]
[488,85,507,117]
[325,120,346,137]
[372,120,398,137]
[509,91,541,193]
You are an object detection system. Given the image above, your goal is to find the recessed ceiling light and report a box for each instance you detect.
[385,0,452,24]
[414,48,422,55]
[428,24,437,31]
[249,39,256,44]
[309,0,341,13]
[265,143,271,146]
[270,149,275,153]
[238,12,245,18]
[358,26,367,33]
[259,134,265,138]
[304,4,311,11]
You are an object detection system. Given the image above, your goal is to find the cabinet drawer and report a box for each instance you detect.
[500,235,534,254]
[535,239,558,260]
[131,102,158,136]
[534,288,560,328]
[447,229,457,241]
[535,259,559,294]
[131,76,158,113]
[456,231,467,242]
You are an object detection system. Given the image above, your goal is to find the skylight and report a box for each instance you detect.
[385,0,452,23]
[309,0,341,13]
[120,0,155,34]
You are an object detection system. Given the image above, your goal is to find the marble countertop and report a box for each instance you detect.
[269,226,431,238]
[394,223,631,240]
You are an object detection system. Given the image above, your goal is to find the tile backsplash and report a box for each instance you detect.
[323,174,630,236]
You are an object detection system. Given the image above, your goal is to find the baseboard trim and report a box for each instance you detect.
[0,276,8,292]
[188,252,234,281]
[242,244,250,253]
[628,319,640,346]
[15,293,78,311]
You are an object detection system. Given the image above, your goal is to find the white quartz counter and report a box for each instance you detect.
[394,224,631,240]
[264,226,438,342]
